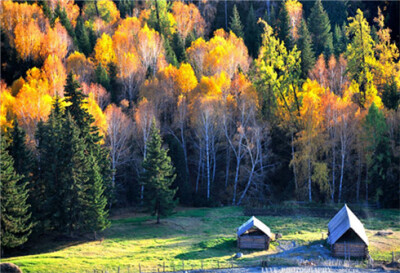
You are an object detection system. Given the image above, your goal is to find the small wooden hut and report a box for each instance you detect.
[237,216,272,250]
[327,204,369,258]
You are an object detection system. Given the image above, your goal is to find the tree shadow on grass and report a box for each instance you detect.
[175,237,237,260]
[4,232,92,258]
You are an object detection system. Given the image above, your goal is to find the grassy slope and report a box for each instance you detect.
[3,207,400,273]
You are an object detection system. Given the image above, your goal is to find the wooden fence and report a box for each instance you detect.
[90,252,400,273]
[91,259,268,273]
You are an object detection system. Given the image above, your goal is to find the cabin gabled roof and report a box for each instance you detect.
[327,204,369,246]
[237,216,272,238]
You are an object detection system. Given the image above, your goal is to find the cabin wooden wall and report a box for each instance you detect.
[237,235,270,250]
[332,242,368,258]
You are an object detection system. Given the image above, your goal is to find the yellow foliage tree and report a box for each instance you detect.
[94,33,116,67]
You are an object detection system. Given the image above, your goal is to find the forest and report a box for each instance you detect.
[0,0,399,253]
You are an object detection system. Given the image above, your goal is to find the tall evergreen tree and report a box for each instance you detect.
[55,5,75,41]
[245,4,261,57]
[297,19,315,79]
[165,37,178,67]
[277,2,293,51]
[64,73,112,207]
[118,0,135,18]
[333,24,345,57]
[82,153,110,239]
[382,81,399,111]
[108,62,120,104]
[363,103,391,206]
[8,120,33,181]
[141,120,177,224]
[229,4,244,38]
[60,113,90,235]
[95,64,111,97]
[75,16,92,56]
[308,0,333,57]
[36,97,66,230]
[172,33,187,64]
[1,136,32,252]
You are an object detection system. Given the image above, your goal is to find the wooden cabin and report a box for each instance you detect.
[327,204,369,259]
[237,216,272,250]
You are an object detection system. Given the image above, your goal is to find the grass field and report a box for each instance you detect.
[2,206,400,273]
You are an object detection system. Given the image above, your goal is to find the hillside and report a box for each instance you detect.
[3,207,399,273]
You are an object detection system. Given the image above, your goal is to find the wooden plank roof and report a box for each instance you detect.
[237,216,272,237]
[327,204,369,246]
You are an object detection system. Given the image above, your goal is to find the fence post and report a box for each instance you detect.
[163,262,165,272]
[201,260,203,269]
[139,263,141,273]
[117,266,120,273]
[392,251,395,263]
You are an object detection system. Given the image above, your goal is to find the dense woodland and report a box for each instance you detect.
[0,0,399,252]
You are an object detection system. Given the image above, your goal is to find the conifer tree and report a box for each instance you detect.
[108,62,120,104]
[297,19,315,79]
[172,33,187,64]
[82,153,110,239]
[345,9,377,108]
[308,0,333,57]
[277,2,293,50]
[36,97,66,230]
[55,5,75,41]
[245,4,261,57]
[382,81,399,111]
[95,64,111,92]
[165,37,178,67]
[229,5,244,39]
[1,136,32,251]
[8,120,33,181]
[75,16,92,56]
[141,120,177,224]
[333,24,345,57]
[60,113,89,235]
[363,103,391,206]
[64,73,112,207]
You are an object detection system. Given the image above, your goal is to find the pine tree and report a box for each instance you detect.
[8,120,33,181]
[55,5,75,41]
[165,37,178,67]
[64,73,112,207]
[36,96,66,230]
[277,2,293,50]
[308,0,333,57]
[82,153,110,239]
[382,81,399,110]
[95,64,111,92]
[75,16,92,56]
[60,113,89,235]
[245,4,261,57]
[333,24,345,57]
[118,0,135,18]
[297,19,315,79]
[1,136,32,251]
[363,103,391,206]
[229,5,244,38]
[141,120,177,224]
[108,62,120,104]
[172,33,187,64]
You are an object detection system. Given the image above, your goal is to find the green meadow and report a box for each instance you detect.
[3,207,399,273]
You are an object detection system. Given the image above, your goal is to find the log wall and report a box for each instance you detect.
[237,235,270,250]
[332,242,368,258]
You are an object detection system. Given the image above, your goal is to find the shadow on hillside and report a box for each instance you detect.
[175,238,237,260]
